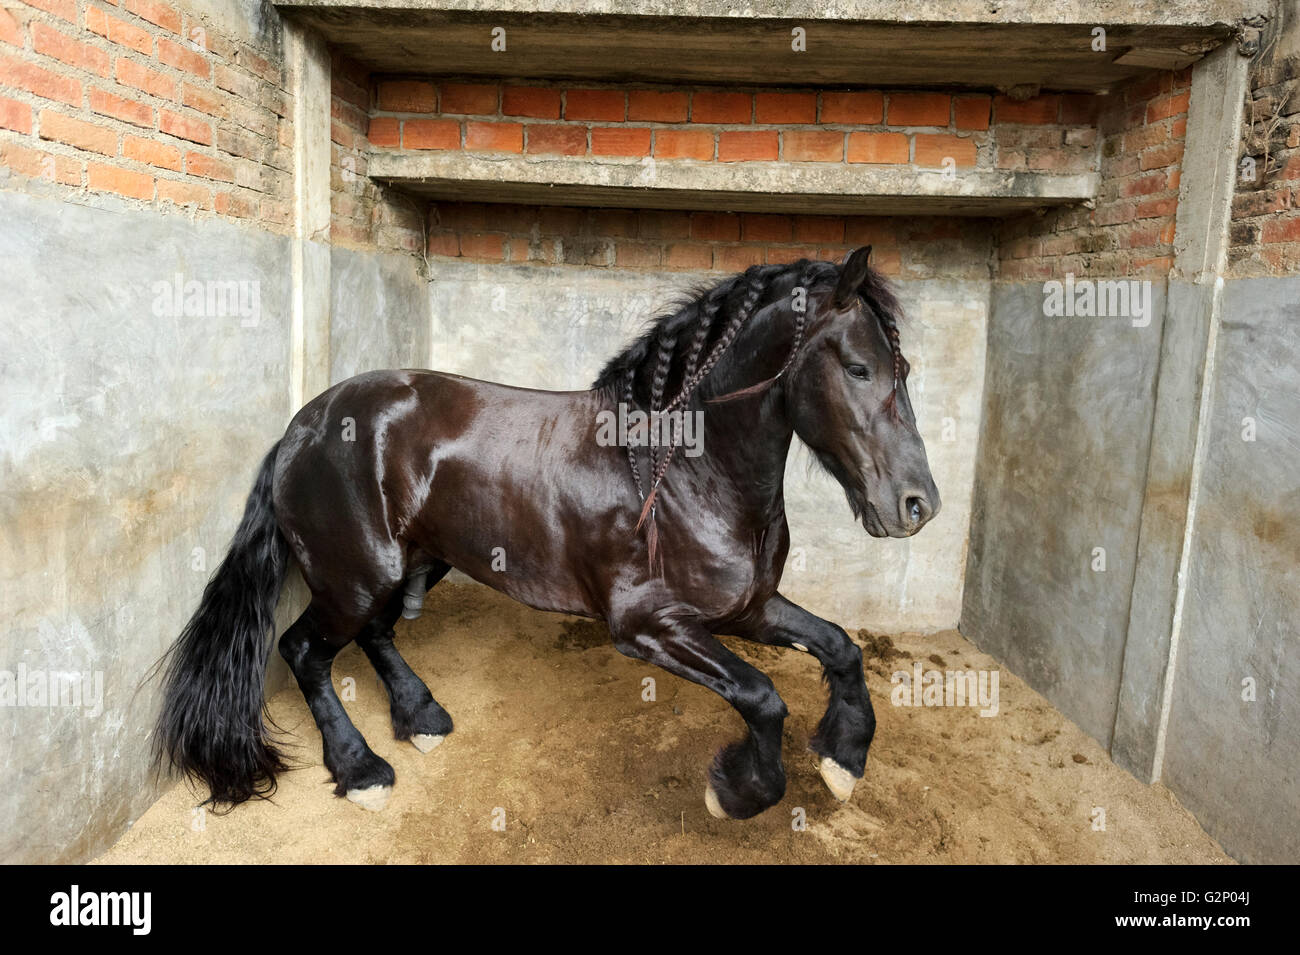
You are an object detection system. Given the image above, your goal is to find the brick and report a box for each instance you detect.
[186,149,234,181]
[1123,171,1169,197]
[954,95,991,130]
[637,209,690,239]
[653,127,713,160]
[0,94,31,133]
[714,244,761,272]
[755,91,816,124]
[1233,187,1291,219]
[794,215,844,244]
[87,161,153,198]
[766,245,819,265]
[367,116,399,147]
[614,241,662,268]
[565,88,624,122]
[690,212,739,240]
[526,124,586,155]
[627,89,688,123]
[159,109,211,144]
[1061,93,1100,124]
[820,91,883,125]
[182,82,224,118]
[459,233,505,260]
[591,126,651,156]
[1140,142,1183,170]
[20,0,76,24]
[426,231,459,257]
[1262,215,1300,243]
[0,9,18,48]
[887,92,950,126]
[116,58,177,100]
[1147,91,1190,123]
[32,23,111,77]
[783,129,843,162]
[0,53,82,106]
[156,178,210,207]
[38,109,117,155]
[1136,196,1177,219]
[502,85,560,119]
[403,118,458,150]
[847,131,908,164]
[377,80,435,113]
[914,133,976,168]
[741,213,792,242]
[692,91,750,124]
[89,87,153,127]
[213,189,256,218]
[124,133,182,170]
[994,94,1060,124]
[123,0,180,34]
[718,129,777,161]
[0,140,81,182]
[158,37,210,79]
[664,242,712,269]
[591,208,637,236]
[465,121,522,152]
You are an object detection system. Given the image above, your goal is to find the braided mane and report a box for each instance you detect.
[592,257,905,568]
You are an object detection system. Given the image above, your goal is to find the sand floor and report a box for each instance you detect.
[98,584,1230,864]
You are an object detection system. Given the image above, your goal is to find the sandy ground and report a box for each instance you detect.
[98,583,1230,864]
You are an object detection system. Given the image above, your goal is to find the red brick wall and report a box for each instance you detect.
[422,201,991,277]
[0,0,293,226]
[1230,48,1300,276]
[998,70,1190,279]
[368,79,1099,177]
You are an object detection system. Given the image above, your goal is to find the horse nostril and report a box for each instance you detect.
[904,495,931,527]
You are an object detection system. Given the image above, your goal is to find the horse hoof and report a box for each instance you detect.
[346,784,392,812]
[411,733,444,753]
[818,757,859,803]
[704,784,730,820]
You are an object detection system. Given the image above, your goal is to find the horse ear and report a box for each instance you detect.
[834,246,872,306]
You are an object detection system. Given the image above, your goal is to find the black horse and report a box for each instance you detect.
[156,246,940,819]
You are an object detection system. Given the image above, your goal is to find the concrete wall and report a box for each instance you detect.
[0,187,427,863]
[961,279,1167,745]
[426,259,988,632]
[1159,276,1300,864]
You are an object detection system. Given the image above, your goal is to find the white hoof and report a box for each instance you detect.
[411,733,445,754]
[705,784,729,819]
[818,757,859,802]
[346,784,392,812]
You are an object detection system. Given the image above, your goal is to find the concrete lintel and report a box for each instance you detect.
[1109,40,1250,782]
[369,152,1097,217]
[286,22,333,412]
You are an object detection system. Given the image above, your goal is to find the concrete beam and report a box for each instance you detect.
[286,21,333,412]
[369,151,1097,216]
[274,3,1252,91]
[1110,40,1250,781]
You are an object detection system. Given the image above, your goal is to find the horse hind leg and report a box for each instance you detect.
[356,561,455,753]
[279,596,399,811]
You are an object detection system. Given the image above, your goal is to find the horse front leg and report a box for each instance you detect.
[732,593,875,804]
[610,611,788,820]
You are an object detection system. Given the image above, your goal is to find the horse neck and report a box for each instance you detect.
[685,299,801,521]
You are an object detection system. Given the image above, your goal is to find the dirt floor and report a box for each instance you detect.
[98,583,1230,864]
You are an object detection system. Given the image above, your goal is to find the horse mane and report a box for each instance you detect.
[591,257,904,406]
[591,255,906,570]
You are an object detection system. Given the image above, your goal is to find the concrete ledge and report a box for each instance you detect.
[369,151,1097,215]
[275,2,1253,90]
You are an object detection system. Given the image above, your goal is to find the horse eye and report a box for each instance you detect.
[846,364,870,380]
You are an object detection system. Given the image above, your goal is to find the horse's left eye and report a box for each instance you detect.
[846,364,869,380]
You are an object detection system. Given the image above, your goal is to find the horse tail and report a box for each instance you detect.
[154,440,291,806]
